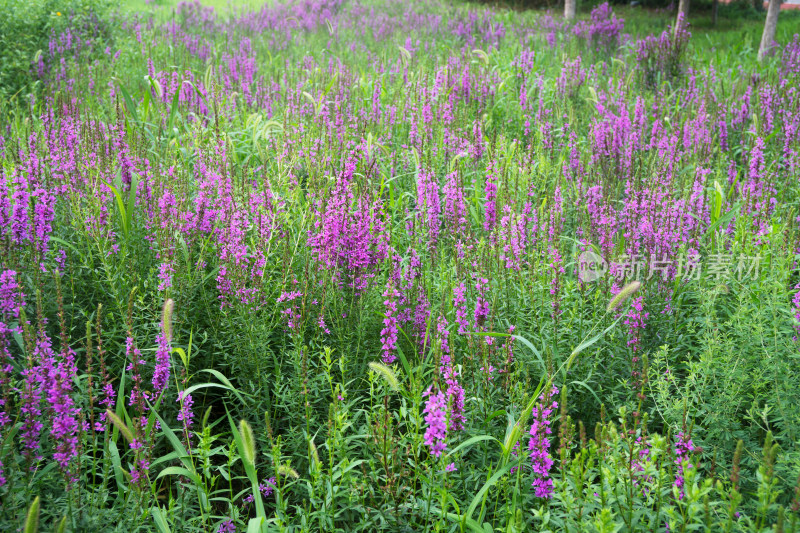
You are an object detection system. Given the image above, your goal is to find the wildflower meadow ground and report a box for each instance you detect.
[0,0,800,531]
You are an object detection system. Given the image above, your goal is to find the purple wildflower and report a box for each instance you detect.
[483,161,498,233]
[151,333,171,398]
[423,387,448,457]
[380,281,400,364]
[673,430,695,500]
[217,520,236,533]
[473,277,489,330]
[529,386,559,498]
[177,390,194,446]
[242,476,277,508]
[792,282,800,344]
[453,282,470,335]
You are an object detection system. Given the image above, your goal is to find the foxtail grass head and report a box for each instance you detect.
[162,298,174,342]
[239,420,256,468]
[607,281,642,312]
[106,409,134,444]
[278,464,300,479]
[368,361,400,391]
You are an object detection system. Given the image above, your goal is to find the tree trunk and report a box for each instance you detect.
[712,0,718,26]
[674,0,690,37]
[565,0,576,21]
[758,0,781,62]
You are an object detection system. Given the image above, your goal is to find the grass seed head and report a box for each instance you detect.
[607,281,642,312]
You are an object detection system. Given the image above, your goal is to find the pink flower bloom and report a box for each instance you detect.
[423,387,448,457]
[529,386,559,498]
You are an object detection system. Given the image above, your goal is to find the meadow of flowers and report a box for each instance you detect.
[0,0,799,530]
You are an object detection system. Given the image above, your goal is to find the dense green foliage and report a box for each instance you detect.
[0,0,799,531]
[0,0,112,100]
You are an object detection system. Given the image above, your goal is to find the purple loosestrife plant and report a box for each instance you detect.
[152,333,171,398]
[473,277,490,331]
[19,359,44,463]
[499,206,528,272]
[0,270,23,332]
[416,169,441,250]
[157,262,175,292]
[307,154,389,293]
[633,436,655,495]
[380,281,400,364]
[453,282,470,335]
[277,290,304,333]
[529,386,559,499]
[792,283,800,344]
[423,387,448,457]
[45,313,81,484]
[443,171,467,236]
[2,2,800,528]
[10,168,30,247]
[438,317,465,431]
[673,430,695,500]
[126,336,148,418]
[94,312,114,432]
[483,160,499,233]
[0,271,24,486]
[413,291,431,348]
[625,295,649,388]
[31,186,57,259]
[151,299,174,399]
[217,520,236,533]
[125,333,152,485]
[243,476,276,508]
[572,3,625,51]
[20,327,58,465]
[177,390,195,447]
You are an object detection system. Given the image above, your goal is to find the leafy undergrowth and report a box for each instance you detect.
[0,0,800,531]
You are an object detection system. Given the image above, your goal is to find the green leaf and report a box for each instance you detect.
[506,377,546,455]
[567,312,626,369]
[569,379,603,407]
[198,369,247,404]
[183,382,243,400]
[712,180,723,222]
[247,517,264,533]
[151,408,194,472]
[103,179,128,242]
[151,507,172,533]
[108,440,127,501]
[117,81,139,123]
[166,85,181,136]
[462,463,515,530]
[511,334,546,373]
[394,343,412,382]
[156,466,202,487]
[701,201,742,244]
[446,435,502,458]
[172,346,188,369]
[125,171,139,241]
[48,236,81,257]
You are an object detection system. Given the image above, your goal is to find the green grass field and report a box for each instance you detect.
[1,0,800,531]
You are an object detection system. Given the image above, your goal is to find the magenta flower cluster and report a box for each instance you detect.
[529,386,559,499]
